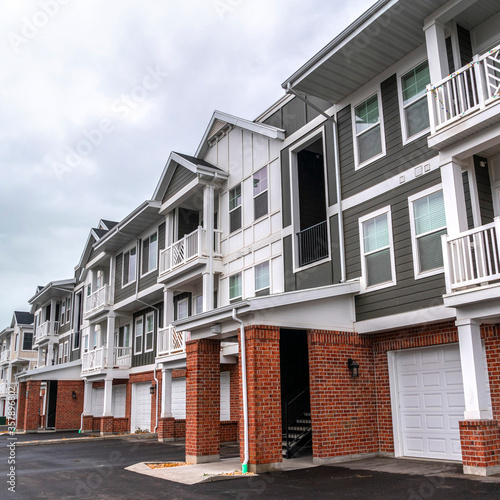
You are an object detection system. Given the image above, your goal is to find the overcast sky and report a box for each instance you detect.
[0,0,376,326]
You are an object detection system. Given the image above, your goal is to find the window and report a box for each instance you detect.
[145,313,154,352]
[64,341,69,363]
[73,329,80,350]
[65,296,71,324]
[253,167,268,219]
[229,273,242,301]
[116,325,130,348]
[409,188,447,278]
[255,261,270,292]
[22,332,33,351]
[134,318,143,355]
[354,93,385,166]
[359,207,396,291]
[61,300,66,324]
[229,185,242,233]
[83,332,89,352]
[401,61,430,139]
[177,298,189,320]
[123,247,137,286]
[58,344,63,364]
[194,295,203,315]
[142,232,158,275]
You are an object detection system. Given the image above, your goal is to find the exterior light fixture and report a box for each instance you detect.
[347,358,359,378]
[150,384,155,395]
[72,391,77,400]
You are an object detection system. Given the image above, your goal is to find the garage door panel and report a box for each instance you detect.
[425,415,445,430]
[401,394,420,408]
[423,393,443,408]
[403,415,422,430]
[133,383,151,432]
[445,370,463,386]
[421,349,439,365]
[172,378,186,419]
[422,372,442,387]
[428,438,447,454]
[401,374,419,388]
[447,392,465,408]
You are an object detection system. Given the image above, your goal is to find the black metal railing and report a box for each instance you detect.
[297,221,328,267]
[283,387,311,459]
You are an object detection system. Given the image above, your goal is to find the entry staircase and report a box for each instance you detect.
[282,387,312,459]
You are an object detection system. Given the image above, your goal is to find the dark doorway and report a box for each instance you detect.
[178,208,199,239]
[46,380,58,429]
[280,329,311,458]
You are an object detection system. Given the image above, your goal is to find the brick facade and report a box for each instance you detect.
[240,325,282,472]
[24,380,41,432]
[55,380,84,430]
[459,420,500,475]
[185,338,221,463]
[16,381,26,431]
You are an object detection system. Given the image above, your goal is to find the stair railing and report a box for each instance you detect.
[283,387,310,458]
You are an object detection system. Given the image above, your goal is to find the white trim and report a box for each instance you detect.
[396,57,431,145]
[140,229,159,278]
[159,178,199,215]
[122,245,137,288]
[253,165,269,221]
[352,91,386,170]
[254,261,270,293]
[144,312,155,353]
[228,183,242,234]
[358,206,397,293]
[288,127,331,272]
[387,351,404,458]
[229,272,243,302]
[134,317,143,355]
[408,184,446,280]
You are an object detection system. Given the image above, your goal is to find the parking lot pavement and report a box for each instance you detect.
[2,438,500,499]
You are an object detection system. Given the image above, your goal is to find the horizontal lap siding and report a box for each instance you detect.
[138,223,165,293]
[339,75,436,200]
[115,253,135,303]
[163,166,196,202]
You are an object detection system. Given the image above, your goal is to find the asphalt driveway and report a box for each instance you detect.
[1,437,500,499]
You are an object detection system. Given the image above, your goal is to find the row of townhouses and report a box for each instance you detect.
[1,0,500,477]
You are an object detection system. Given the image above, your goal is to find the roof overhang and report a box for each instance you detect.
[93,200,163,253]
[28,279,75,305]
[281,0,450,103]
[195,110,285,159]
[0,327,14,341]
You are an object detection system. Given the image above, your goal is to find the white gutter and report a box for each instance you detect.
[232,308,249,473]
[153,362,160,433]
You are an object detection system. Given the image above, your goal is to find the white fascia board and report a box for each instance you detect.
[86,251,109,270]
[355,305,456,334]
[423,0,477,31]
[28,279,76,304]
[76,232,96,270]
[159,178,199,215]
[152,151,177,201]
[16,360,82,381]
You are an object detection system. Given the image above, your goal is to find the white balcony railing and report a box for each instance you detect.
[81,346,132,372]
[427,44,500,132]
[157,325,188,356]
[442,218,500,293]
[35,320,59,343]
[159,227,222,275]
[84,284,111,316]
[0,350,10,363]
[0,382,17,397]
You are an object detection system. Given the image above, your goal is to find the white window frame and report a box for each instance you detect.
[144,312,154,353]
[397,58,431,145]
[229,272,243,301]
[254,261,270,293]
[134,317,143,355]
[193,294,203,315]
[63,341,69,363]
[359,206,397,293]
[177,297,189,320]
[141,230,158,277]
[408,184,446,280]
[122,245,137,288]
[352,91,386,170]
[288,127,331,272]
[229,184,242,234]
[60,300,66,325]
[253,166,268,221]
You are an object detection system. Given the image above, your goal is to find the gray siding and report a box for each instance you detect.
[59,322,70,335]
[70,342,81,362]
[457,25,473,66]
[163,166,196,203]
[463,171,474,230]
[115,253,135,303]
[474,156,494,225]
[132,303,162,368]
[344,169,445,321]
[138,223,165,293]
[338,75,436,199]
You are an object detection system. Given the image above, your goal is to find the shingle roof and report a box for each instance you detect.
[14,311,34,325]
[174,153,224,171]
[101,220,118,230]
[93,228,108,239]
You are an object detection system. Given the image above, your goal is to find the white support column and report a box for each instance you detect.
[164,288,174,326]
[49,299,57,335]
[424,20,449,84]
[83,380,93,415]
[37,348,44,368]
[440,159,468,237]
[106,314,116,368]
[203,184,215,312]
[456,318,492,420]
[103,378,113,417]
[109,256,116,304]
[161,368,172,418]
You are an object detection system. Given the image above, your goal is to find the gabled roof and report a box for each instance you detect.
[152,152,229,203]
[13,311,34,326]
[195,110,285,159]
[29,279,75,305]
[100,220,118,231]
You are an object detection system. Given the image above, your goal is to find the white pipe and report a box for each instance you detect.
[232,308,249,472]
[153,362,160,433]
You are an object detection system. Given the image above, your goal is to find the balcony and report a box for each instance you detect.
[34,320,59,344]
[157,326,188,357]
[81,346,132,373]
[0,382,17,397]
[427,45,500,149]
[84,284,111,319]
[442,219,500,309]
[159,227,222,276]
[0,350,10,364]
[297,221,329,267]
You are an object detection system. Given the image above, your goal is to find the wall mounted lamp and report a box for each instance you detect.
[150,384,155,395]
[347,358,359,378]
[72,391,77,400]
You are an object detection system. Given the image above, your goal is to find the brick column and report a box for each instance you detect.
[24,380,41,432]
[16,382,27,431]
[100,416,114,435]
[55,380,84,430]
[158,417,175,442]
[185,338,221,464]
[459,420,500,476]
[82,415,94,432]
[240,325,282,473]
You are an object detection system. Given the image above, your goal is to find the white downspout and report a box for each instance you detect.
[232,308,249,473]
[153,362,160,433]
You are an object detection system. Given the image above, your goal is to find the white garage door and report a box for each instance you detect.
[220,371,230,421]
[172,378,186,419]
[92,387,104,417]
[112,385,126,419]
[132,382,151,432]
[394,344,465,461]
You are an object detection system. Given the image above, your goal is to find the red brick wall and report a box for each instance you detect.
[175,419,186,438]
[221,362,240,421]
[186,339,221,459]
[240,326,282,466]
[113,418,129,433]
[16,382,26,430]
[483,326,500,421]
[55,380,84,430]
[221,421,238,442]
[307,330,377,459]
[460,420,500,468]
[24,380,41,432]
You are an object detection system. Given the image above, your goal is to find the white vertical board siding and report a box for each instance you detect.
[272,256,284,294]
[242,177,253,227]
[220,371,230,421]
[218,134,229,170]
[253,135,269,169]
[242,130,253,178]
[228,129,242,173]
[205,144,217,166]
[269,158,281,214]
